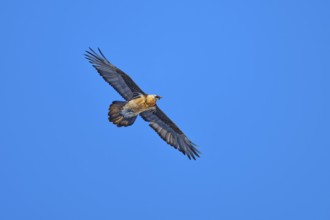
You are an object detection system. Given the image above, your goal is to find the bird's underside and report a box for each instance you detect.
[85,48,200,160]
[108,93,158,127]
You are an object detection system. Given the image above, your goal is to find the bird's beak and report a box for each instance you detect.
[157,96,162,100]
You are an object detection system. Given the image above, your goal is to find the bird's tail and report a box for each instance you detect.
[108,101,137,127]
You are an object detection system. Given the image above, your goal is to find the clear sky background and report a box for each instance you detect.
[1,0,329,219]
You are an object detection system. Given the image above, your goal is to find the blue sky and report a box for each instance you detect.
[1,0,330,219]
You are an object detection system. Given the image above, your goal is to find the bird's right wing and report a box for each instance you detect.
[140,106,200,160]
[85,48,145,100]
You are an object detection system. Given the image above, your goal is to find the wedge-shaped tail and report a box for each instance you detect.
[108,101,137,127]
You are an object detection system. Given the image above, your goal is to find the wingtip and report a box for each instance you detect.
[84,47,99,56]
[181,146,200,160]
[84,47,95,58]
[97,47,109,61]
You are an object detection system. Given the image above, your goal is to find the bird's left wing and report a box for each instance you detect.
[85,48,145,100]
[140,107,200,160]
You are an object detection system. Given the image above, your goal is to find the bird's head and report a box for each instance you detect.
[155,95,162,100]
[146,94,162,106]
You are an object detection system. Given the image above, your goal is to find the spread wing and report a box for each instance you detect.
[85,48,145,100]
[140,107,200,160]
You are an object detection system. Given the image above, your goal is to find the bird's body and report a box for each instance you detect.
[108,94,159,126]
[85,48,200,159]
[123,94,158,116]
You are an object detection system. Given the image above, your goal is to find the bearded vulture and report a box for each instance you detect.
[85,48,200,160]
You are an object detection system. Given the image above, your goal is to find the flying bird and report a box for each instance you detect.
[85,48,200,160]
